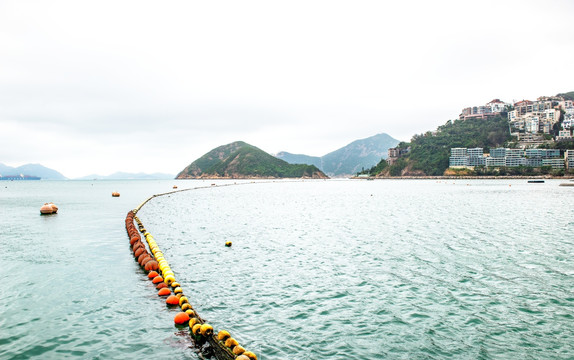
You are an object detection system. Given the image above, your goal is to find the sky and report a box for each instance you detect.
[1,0,573,178]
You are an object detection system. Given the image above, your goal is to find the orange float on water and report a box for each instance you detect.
[147,271,159,279]
[152,276,164,284]
[40,203,55,215]
[134,247,146,258]
[144,260,158,271]
[166,295,179,305]
[112,192,120,197]
[158,288,171,296]
[174,312,190,325]
[156,282,168,289]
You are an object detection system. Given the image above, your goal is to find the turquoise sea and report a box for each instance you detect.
[1,179,573,359]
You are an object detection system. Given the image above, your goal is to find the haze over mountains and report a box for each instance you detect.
[0,163,67,180]
[276,133,399,177]
[2,132,399,179]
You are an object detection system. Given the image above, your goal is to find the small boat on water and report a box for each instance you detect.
[528,180,545,183]
[112,192,120,197]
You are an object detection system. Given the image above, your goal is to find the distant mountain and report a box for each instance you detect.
[276,133,400,177]
[76,172,174,180]
[176,141,328,179]
[0,163,67,180]
[274,153,322,169]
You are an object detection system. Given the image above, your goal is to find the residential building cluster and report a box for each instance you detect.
[507,96,574,137]
[459,99,510,121]
[449,147,574,170]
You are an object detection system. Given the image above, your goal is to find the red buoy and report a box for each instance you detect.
[147,271,159,279]
[174,312,190,325]
[152,276,164,284]
[158,288,171,296]
[156,282,168,289]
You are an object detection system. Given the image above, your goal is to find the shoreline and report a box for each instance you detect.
[351,175,574,180]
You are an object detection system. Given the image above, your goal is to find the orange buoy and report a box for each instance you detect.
[112,192,120,197]
[152,276,164,284]
[144,260,158,271]
[156,282,168,289]
[158,288,171,296]
[134,247,146,258]
[138,254,151,265]
[174,312,190,325]
[40,203,54,214]
[147,271,159,279]
[166,295,179,305]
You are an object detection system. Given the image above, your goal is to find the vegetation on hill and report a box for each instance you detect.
[176,141,327,179]
[557,91,574,101]
[363,115,511,176]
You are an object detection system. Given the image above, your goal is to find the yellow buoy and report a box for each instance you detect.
[200,324,213,337]
[217,330,231,341]
[233,345,246,355]
[192,323,202,335]
[225,241,232,247]
[242,351,258,360]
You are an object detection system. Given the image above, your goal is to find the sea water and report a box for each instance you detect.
[1,179,573,359]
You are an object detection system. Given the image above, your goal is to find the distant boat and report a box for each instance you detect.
[112,192,120,197]
[528,180,544,183]
[0,174,41,180]
[173,185,178,189]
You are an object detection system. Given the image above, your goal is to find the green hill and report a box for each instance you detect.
[367,115,511,176]
[176,141,328,179]
[557,91,574,101]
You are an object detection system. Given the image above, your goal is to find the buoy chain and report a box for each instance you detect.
[125,209,257,360]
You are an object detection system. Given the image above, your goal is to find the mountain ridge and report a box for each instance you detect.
[0,163,67,180]
[276,133,400,176]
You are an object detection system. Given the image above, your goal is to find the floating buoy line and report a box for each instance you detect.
[125,182,268,360]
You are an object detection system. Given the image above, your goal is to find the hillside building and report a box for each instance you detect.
[450,147,565,169]
[459,99,510,121]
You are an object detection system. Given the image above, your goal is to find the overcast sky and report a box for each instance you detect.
[1,0,573,178]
